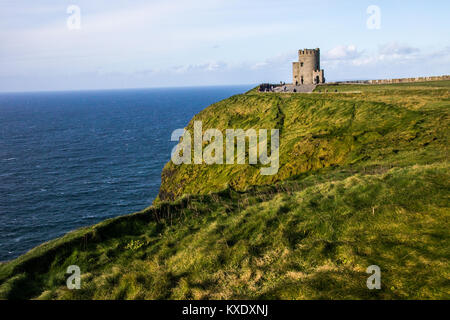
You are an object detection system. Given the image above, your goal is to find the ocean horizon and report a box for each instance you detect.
[0,84,257,95]
[0,85,253,261]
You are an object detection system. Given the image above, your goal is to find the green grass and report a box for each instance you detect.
[315,80,450,92]
[157,81,449,202]
[1,163,448,299]
[0,80,449,300]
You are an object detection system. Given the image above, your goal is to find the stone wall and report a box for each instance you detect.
[367,75,450,84]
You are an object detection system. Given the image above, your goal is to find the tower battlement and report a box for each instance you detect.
[298,48,320,56]
[293,48,325,85]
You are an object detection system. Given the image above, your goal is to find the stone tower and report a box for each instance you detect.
[293,48,325,85]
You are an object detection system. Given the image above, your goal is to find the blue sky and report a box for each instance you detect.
[1,0,449,91]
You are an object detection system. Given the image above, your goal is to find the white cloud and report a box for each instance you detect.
[324,45,362,61]
[171,61,228,73]
[323,43,424,68]
[378,42,420,55]
[322,44,450,81]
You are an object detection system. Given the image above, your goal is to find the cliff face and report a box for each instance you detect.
[1,81,449,300]
[157,81,450,203]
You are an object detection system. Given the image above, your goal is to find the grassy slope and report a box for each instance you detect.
[157,81,449,202]
[0,81,449,299]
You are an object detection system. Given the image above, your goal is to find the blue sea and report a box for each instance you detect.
[0,85,252,261]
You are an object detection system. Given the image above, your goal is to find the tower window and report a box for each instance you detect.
[300,62,304,67]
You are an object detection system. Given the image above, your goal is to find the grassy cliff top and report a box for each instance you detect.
[0,80,449,299]
[157,80,450,202]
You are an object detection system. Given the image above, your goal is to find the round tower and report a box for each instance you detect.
[293,48,324,85]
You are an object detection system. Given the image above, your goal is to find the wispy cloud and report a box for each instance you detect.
[171,61,228,73]
[323,45,363,61]
[378,42,420,55]
[322,44,450,80]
